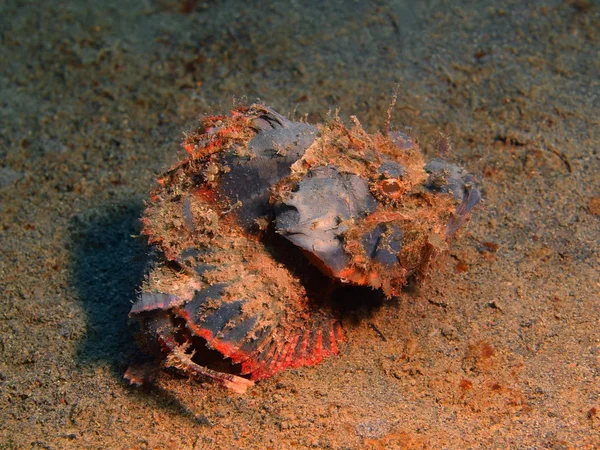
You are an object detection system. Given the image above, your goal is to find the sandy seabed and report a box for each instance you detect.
[1,0,599,448]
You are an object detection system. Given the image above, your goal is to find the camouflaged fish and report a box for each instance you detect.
[126,104,481,393]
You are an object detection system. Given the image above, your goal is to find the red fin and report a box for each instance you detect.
[240,337,273,376]
[272,339,296,375]
[281,335,300,370]
[290,331,309,369]
[250,342,280,380]
[328,322,338,355]
[334,321,344,342]
[313,328,323,365]
[176,304,345,380]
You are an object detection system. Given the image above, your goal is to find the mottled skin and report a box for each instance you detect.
[127,104,480,392]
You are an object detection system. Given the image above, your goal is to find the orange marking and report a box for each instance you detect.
[183,143,194,155]
[328,322,339,355]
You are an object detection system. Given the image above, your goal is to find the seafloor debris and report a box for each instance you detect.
[127,104,481,393]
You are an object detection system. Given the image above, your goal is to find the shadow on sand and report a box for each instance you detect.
[70,200,147,374]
